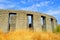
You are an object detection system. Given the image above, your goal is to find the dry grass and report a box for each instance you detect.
[0,29,60,40]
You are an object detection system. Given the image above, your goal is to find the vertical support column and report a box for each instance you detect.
[0,13,2,29]
[46,17,52,32]
[53,19,57,31]
[16,12,27,30]
[0,12,8,33]
[33,14,42,32]
[50,18,57,32]
[51,18,54,31]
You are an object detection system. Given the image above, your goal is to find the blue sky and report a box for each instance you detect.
[0,0,60,24]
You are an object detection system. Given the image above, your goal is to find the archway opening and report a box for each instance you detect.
[27,14,33,29]
[41,16,46,31]
[8,13,16,31]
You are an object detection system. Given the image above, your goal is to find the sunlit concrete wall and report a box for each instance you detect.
[0,10,57,33]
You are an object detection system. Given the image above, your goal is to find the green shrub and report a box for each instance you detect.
[54,25,60,33]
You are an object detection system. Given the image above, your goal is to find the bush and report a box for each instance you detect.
[54,25,60,33]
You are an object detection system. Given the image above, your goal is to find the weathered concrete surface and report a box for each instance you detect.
[0,10,57,33]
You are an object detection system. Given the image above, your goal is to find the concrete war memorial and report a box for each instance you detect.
[0,10,57,33]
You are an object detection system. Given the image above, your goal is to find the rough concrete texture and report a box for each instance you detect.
[0,10,57,33]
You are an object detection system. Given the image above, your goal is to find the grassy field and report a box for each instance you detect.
[0,25,60,40]
[0,28,60,40]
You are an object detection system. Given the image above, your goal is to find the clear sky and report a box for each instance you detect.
[0,0,60,24]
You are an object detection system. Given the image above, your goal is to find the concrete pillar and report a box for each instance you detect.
[0,12,8,33]
[0,13,2,29]
[53,19,57,31]
[16,12,27,30]
[33,14,42,32]
[46,17,52,32]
